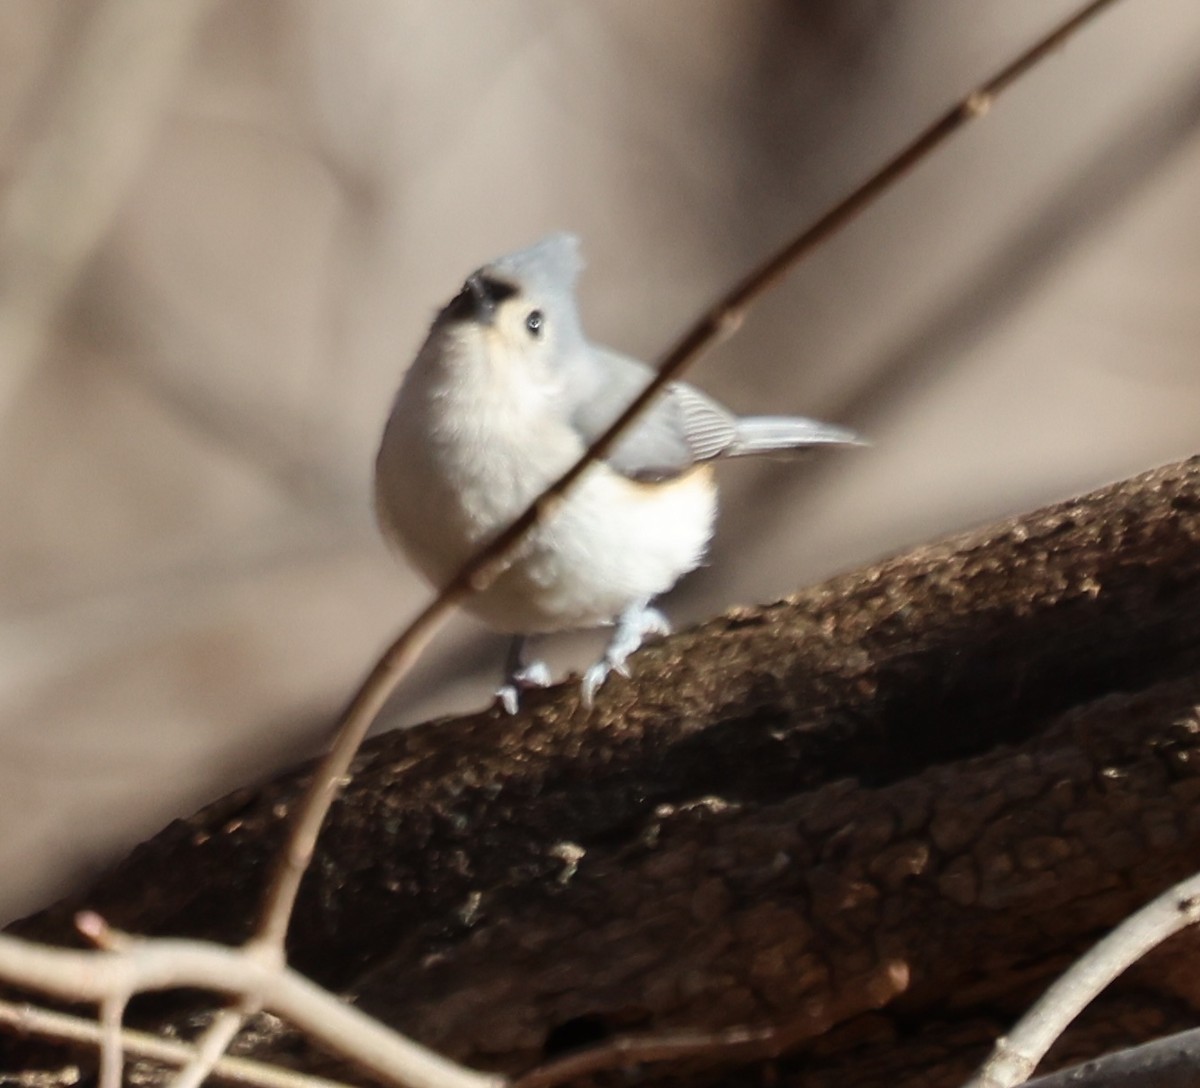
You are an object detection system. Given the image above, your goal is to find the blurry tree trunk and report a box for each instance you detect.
[0,0,212,416]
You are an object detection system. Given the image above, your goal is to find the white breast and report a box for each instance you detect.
[375,339,717,634]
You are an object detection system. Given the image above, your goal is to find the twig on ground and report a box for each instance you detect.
[0,1000,358,1088]
[513,1026,779,1088]
[0,928,503,1088]
[963,869,1200,1088]
[167,1004,260,1088]
[512,959,912,1087]
[98,993,127,1088]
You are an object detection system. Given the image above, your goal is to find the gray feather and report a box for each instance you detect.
[478,235,863,480]
[730,416,864,456]
[669,383,740,461]
[567,349,706,480]
[490,232,584,295]
[567,348,861,481]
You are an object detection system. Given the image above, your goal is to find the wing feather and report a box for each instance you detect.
[566,346,861,481]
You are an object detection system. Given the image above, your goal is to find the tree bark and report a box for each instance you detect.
[10,455,1200,1085]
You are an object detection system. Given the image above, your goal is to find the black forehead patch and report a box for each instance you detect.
[439,273,519,324]
[473,274,518,303]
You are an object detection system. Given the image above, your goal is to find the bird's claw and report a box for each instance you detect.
[495,659,552,715]
[496,685,520,715]
[580,663,611,708]
[580,657,636,707]
[638,609,671,640]
[578,602,671,707]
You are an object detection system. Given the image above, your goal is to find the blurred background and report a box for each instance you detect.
[1,0,1199,922]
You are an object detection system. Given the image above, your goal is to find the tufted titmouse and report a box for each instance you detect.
[375,234,862,712]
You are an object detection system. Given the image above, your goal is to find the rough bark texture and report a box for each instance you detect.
[9,456,1200,1085]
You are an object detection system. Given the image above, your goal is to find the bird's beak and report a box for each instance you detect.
[440,271,517,328]
[465,272,496,326]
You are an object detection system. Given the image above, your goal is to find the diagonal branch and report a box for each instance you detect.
[964,870,1200,1088]
[0,1000,358,1088]
[0,4,1136,1088]
[252,0,1130,959]
[22,456,1200,1082]
[0,927,502,1088]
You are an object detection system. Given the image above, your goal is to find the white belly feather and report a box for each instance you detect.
[375,361,717,634]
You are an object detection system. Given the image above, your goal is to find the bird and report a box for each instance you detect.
[375,234,863,712]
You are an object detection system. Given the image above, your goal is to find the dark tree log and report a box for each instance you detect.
[9,456,1200,1086]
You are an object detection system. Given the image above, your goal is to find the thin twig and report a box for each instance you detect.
[513,1026,779,1088]
[0,3,1130,1087]
[98,993,128,1088]
[253,0,1127,958]
[0,1000,358,1088]
[167,1004,258,1088]
[514,959,910,1087]
[252,609,446,950]
[0,931,503,1088]
[76,910,129,953]
[963,869,1200,1088]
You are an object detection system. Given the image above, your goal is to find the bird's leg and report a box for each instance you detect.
[495,634,552,715]
[581,599,671,706]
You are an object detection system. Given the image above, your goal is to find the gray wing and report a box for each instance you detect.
[567,349,738,482]
[567,347,863,482]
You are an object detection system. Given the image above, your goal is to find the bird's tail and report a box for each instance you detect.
[730,416,865,457]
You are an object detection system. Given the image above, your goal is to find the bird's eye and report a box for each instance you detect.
[525,309,544,338]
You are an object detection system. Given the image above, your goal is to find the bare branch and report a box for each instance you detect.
[0,3,1135,1086]
[513,1026,780,1088]
[167,1005,257,1088]
[964,870,1200,1088]
[98,993,127,1088]
[14,452,1200,1084]
[0,931,504,1088]
[76,910,128,953]
[0,1001,358,1088]
[253,0,1129,959]
[252,599,447,952]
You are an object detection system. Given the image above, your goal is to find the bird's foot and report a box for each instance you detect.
[580,601,671,706]
[495,657,552,715]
